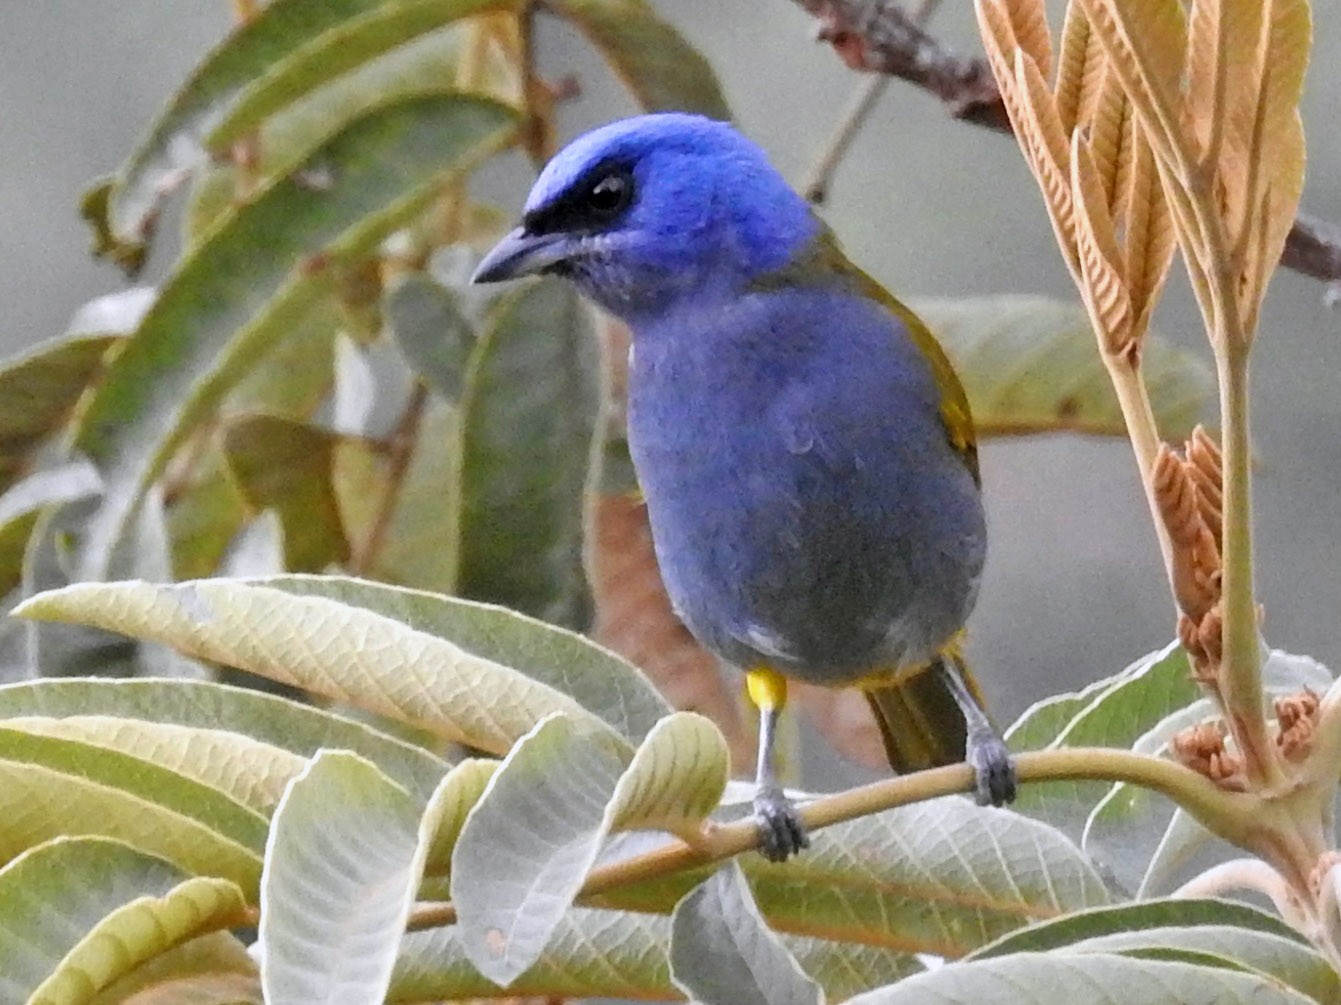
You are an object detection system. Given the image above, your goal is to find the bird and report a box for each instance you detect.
[472,113,1016,862]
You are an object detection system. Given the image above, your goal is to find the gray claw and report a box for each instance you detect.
[968,730,1017,806]
[754,785,809,862]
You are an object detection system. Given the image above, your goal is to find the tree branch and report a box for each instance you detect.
[790,0,1341,287]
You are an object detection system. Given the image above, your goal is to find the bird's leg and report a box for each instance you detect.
[936,656,1017,806]
[746,666,809,862]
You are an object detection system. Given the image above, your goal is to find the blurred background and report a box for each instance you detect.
[1,0,1338,739]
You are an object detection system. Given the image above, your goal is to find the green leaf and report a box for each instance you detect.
[260,751,438,1004]
[222,415,351,571]
[970,898,1306,958]
[0,727,266,890]
[843,952,1315,1004]
[73,95,518,579]
[253,573,669,742]
[608,712,729,835]
[208,0,514,152]
[0,460,102,597]
[0,675,448,799]
[0,837,248,1005]
[348,396,464,594]
[1061,928,1340,1003]
[86,931,261,1005]
[16,578,614,753]
[2,715,307,817]
[420,757,497,877]
[387,272,475,402]
[0,334,119,495]
[92,0,416,263]
[552,0,731,117]
[451,713,632,985]
[670,862,822,1005]
[1008,642,1194,844]
[908,295,1214,439]
[458,278,602,627]
[167,450,250,581]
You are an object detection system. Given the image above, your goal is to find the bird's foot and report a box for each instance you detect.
[753,784,809,863]
[967,728,1017,806]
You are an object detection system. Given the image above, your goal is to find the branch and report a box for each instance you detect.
[407,746,1262,932]
[790,0,1341,287]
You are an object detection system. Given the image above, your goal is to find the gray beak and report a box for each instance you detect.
[471,228,571,284]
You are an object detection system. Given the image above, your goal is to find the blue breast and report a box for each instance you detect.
[627,285,986,683]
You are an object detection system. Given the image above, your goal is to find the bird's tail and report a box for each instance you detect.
[862,650,990,773]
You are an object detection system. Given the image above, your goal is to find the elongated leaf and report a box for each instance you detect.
[3,715,306,817]
[451,713,632,985]
[260,751,436,1004]
[0,727,266,890]
[971,898,1306,958]
[458,278,602,628]
[92,0,411,263]
[670,862,821,1005]
[1061,927,1339,1002]
[167,450,251,581]
[388,272,475,402]
[391,905,918,1002]
[844,951,1314,1004]
[74,95,517,580]
[86,931,261,1005]
[0,837,248,1005]
[453,710,728,985]
[222,415,351,571]
[0,335,119,495]
[908,296,1212,439]
[0,460,102,596]
[16,578,617,753]
[0,676,447,799]
[1008,641,1193,843]
[208,0,512,151]
[254,574,669,742]
[346,396,463,594]
[553,0,730,117]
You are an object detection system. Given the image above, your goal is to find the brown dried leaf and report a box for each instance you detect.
[1077,0,1189,169]
[1012,49,1080,274]
[1238,0,1310,320]
[589,492,754,773]
[1003,0,1053,81]
[1069,134,1133,351]
[1119,121,1176,336]
[1053,2,1091,132]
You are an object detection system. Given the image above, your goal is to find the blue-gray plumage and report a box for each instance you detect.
[474,113,1014,861]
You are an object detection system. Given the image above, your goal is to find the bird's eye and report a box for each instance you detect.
[586,170,633,218]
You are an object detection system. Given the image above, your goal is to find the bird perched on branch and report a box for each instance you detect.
[473,113,1015,861]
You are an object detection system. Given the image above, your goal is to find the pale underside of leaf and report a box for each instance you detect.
[608,711,728,838]
[16,579,606,755]
[669,862,822,1005]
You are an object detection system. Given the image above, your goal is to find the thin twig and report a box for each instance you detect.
[788,0,1341,287]
[405,745,1260,932]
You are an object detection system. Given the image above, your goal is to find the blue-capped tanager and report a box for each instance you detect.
[473,113,1016,861]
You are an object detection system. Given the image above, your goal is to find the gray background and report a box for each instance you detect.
[2,2,1338,735]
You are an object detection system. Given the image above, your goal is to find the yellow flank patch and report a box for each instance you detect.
[746,666,789,711]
